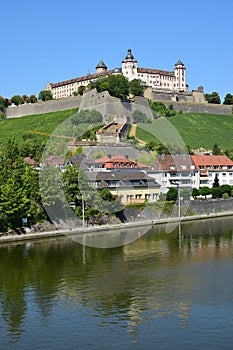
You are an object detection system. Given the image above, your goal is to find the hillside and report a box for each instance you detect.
[0,109,78,148]
[137,113,233,151]
[1,109,233,153]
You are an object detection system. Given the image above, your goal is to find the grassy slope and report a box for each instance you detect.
[0,109,78,147]
[1,109,233,151]
[137,113,233,150]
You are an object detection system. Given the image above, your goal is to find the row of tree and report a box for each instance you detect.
[204,92,233,105]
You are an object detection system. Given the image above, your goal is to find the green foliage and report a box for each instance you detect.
[92,74,129,98]
[212,173,220,187]
[132,110,151,123]
[78,85,86,95]
[223,93,233,105]
[199,186,211,198]
[204,91,221,104]
[139,113,233,150]
[212,143,221,155]
[80,123,104,140]
[129,79,144,96]
[0,96,9,111]
[150,100,176,117]
[0,108,78,150]
[29,94,37,103]
[0,140,46,231]
[211,187,222,198]
[38,90,53,101]
[166,187,178,201]
[222,192,229,199]
[71,109,102,125]
[192,188,200,198]
[11,95,23,106]
[220,184,231,196]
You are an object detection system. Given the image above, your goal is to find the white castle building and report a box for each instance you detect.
[45,49,187,99]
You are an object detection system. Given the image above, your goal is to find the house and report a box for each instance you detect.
[147,154,197,194]
[191,155,233,187]
[87,170,160,205]
[65,154,93,170]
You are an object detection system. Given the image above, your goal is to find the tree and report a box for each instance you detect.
[38,90,53,101]
[199,186,211,199]
[220,184,231,196]
[0,96,9,111]
[212,143,221,155]
[129,79,144,96]
[204,91,221,104]
[211,187,222,199]
[166,187,178,201]
[78,85,86,95]
[132,110,151,123]
[93,74,129,99]
[212,173,220,188]
[223,93,233,105]
[11,95,23,106]
[29,95,37,103]
[192,188,200,199]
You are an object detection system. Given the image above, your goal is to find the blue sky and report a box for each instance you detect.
[1,0,232,102]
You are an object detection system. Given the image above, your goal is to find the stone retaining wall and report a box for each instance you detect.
[6,89,231,119]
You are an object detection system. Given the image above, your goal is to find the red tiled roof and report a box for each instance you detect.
[137,67,175,77]
[149,154,194,172]
[49,70,114,88]
[191,155,233,169]
[94,155,147,169]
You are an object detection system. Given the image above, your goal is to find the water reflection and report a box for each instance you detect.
[0,217,233,348]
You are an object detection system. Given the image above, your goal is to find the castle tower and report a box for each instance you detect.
[174,59,186,92]
[96,60,107,74]
[121,48,138,81]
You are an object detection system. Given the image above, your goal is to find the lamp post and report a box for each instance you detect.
[82,195,85,227]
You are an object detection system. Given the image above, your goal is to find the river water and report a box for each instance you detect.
[0,217,233,350]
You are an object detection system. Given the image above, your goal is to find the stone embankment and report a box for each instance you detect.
[1,208,233,244]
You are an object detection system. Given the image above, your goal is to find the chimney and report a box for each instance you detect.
[125,155,129,159]
[107,154,111,158]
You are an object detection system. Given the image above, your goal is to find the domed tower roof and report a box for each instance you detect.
[122,48,137,63]
[96,60,107,70]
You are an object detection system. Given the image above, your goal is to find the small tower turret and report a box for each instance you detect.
[174,59,186,92]
[96,60,107,74]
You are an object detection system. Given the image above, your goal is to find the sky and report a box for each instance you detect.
[1,0,232,102]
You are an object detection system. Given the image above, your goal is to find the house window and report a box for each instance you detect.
[135,194,142,199]
[127,195,133,202]
[222,173,226,176]
[145,194,151,200]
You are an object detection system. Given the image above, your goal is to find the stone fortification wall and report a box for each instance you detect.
[5,88,232,119]
[163,101,232,115]
[144,87,232,115]
[6,96,82,118]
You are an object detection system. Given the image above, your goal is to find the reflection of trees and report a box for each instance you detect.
[0,218,233,340]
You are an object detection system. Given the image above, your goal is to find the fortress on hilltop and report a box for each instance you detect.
[45,49,189,99]
[6,49,232,118]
